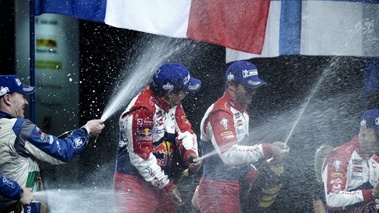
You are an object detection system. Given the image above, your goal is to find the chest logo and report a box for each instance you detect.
[333,159,341,172]
[220,118,229,130]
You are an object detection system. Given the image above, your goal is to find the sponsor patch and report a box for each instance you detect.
[74,138,84,148]
[48,135,54,144]
[136,127,153,142]
[351,174,364,180]
[330,178,343,191]
[154,140,173,166]
[56,141,61,150]
[188,84,200,91]
[144,120,154,125]
[352,159,362,165]
[220,118,229,130]
[236,126,245,134]
[2,177,15,188]
[73,138,84,148]
[0,86,10,97]
[333,159,341,171]
[331,172,343,178]
[137,118,153,126]
[221,135,235,140]
[352,166,363,173]
[156,110,163,118]
[181,115,188,121]
[40,133,53,144]
[220,131,233,137]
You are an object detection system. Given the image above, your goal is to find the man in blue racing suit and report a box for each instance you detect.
[0,75,105,212]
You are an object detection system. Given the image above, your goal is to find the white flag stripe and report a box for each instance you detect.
[104,0,191,38]
[302,1,364,56]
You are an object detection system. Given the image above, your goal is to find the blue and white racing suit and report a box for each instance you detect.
[0,110,90,210]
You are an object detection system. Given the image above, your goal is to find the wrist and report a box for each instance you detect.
[18,188,23,201]
[81,126,90,135]
[163,181,175,193]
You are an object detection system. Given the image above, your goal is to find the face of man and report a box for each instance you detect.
[359,127,379,156]
[6,92,29,118]
[165,90,187,107]
[234,83,257,105]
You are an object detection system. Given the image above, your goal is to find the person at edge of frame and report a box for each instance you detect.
[0,173,34,212]
[322,109,379,212]
[0,75,105,213]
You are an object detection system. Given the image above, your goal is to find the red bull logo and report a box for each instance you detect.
[154,140,173,166]
[153,140,173,157]
[136,127,153,142]
[142,128,150,135]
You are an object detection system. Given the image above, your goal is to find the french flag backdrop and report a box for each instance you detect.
[34,0,379,63]
[227,0,379,63]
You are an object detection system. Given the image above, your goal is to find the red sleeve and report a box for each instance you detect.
[208,110,237,153]
[175,104,197,164]
[175,104,194,134]
[131,108,154,160]
[325,152,348,196]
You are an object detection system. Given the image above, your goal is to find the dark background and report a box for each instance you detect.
[1,1,379,212]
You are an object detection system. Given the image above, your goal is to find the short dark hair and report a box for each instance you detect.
[149,82,182,97]
[150,82,164,97]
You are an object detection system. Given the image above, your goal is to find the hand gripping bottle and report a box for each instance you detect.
[245,158,284,212]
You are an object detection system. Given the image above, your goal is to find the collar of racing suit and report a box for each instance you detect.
[0,110,15,119]
[223,91,248,112]
[144,87,171,112]
[352,136,373,160]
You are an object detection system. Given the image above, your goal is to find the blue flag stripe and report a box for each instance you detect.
[279,0,302,55]
[34,0,107,23]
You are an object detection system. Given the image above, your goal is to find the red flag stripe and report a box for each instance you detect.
[187,0,271,54]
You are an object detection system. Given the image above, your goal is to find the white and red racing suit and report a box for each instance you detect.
[197,91,274,213]
[322,136,379,212]
[114,86,198,213]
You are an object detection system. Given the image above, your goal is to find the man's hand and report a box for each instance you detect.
[186,153,202,172]
[165,182,184,206]
[19,188,34,205]
[169,187,184,206]
[271,142,290,161]
[83,119,105,136]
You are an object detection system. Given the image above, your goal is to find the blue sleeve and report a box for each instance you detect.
[0,174,21,200]
[14,119,90,162]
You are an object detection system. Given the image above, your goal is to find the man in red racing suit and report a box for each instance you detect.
[196,60,289,213]
[114,63,202,213]
[322,109,379,212]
